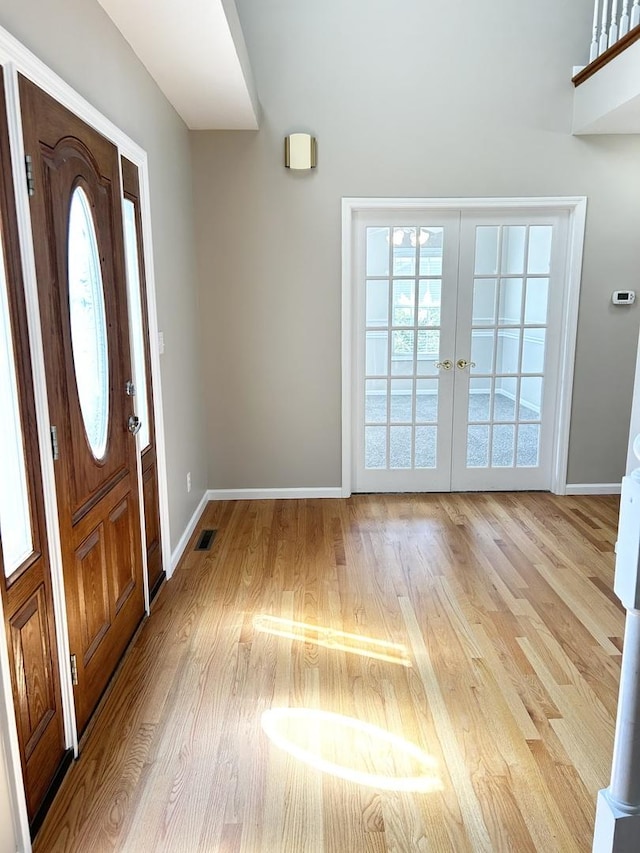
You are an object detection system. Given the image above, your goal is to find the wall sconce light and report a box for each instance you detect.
[284,133,317,170]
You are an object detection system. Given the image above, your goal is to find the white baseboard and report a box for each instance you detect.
[565,483,621,495]
[207,487,343,501]
[170,491,209,573]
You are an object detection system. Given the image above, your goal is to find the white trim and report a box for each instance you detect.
[565,483,621,495]
[208,487,344,501]
[550,198,587,495]
[341,196,587,498]
[170,492,209,572]
[341,200,353,497]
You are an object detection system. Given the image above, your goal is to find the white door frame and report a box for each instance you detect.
[342,196,587,498]
[0,24,172,852]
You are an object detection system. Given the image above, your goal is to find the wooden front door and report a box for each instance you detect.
[20,76,145,734]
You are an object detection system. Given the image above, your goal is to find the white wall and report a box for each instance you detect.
[0,0,207,545]
[192,0,640,489]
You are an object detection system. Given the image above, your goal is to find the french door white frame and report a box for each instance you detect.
[0,24,171,852]
[341,197,587,498]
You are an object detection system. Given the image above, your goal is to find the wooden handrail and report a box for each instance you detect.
[573,22,640,85]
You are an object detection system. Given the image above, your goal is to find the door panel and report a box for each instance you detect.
[354,211,461,492]
[0,68,67,826]
[20,76,144,734]
[451,212,568,490]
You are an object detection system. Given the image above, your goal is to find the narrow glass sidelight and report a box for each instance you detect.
[0,234,33,576]
[123,199,150,450]
[68,186,109,459]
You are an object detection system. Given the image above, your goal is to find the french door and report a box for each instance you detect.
[20,76,145,734]
[353,206,569,492]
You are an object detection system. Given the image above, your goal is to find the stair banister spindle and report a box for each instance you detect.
[591,0,601,60]
[632,0,640,29]
[620,0,630,36]
[609,0,620,46]
[600,0,610,53]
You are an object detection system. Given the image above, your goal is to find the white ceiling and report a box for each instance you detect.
[97,0,259,130]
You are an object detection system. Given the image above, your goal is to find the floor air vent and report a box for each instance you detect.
[195,529,217,551]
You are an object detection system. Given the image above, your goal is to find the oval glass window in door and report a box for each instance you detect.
[68,186,109,458]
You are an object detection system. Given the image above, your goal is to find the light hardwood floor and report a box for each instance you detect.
[34,493,622,852]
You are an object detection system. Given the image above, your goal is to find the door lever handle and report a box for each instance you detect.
[128,415,142,435]
[456,359,476,370]
[436,359,453,370]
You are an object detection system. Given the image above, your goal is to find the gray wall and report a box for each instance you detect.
[0,0,207,544]
[192,0,640,489]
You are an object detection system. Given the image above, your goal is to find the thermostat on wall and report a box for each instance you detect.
[612,290,636,305]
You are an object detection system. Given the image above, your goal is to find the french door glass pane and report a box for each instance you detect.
[467,425,489,467]
[517,424,540,466]
[416,379,438,422]
[522,329,546,373]
[366,280,389,327]
[415,426,437,468]
[391,331,414,375]
[501,226,526,274]
[418,280,441,326]
[366,331,388,375]
[495,377,517,420]
[525,278,549,324]
[527,226,553,274]
[469,378,492,421]
[392,280,414,325]
[498,278,523,324]
[419,228,444,275]
[496,331,521,374]
[390,378,413,422]
[520,377,542,417]
[475,227,499,275]
[365,379,387,422]
[366,227,389,276]
[390,426,412,468]
[472,279,497,325]
[492,425,515,467]
[123,199,150,450]
[0,240,32,576]
[365,426,387,468]
[393,228,416,275]
[68,186,109,459]
[471,330,494,373]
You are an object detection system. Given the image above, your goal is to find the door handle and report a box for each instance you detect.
[436,359,453,370]
[456,359,476,370]
[128,415,142,435]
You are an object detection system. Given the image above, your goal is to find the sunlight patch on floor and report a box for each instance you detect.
[261,707,442,793]
[253,614,412,667]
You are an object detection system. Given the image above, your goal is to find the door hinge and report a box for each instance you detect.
[24,155,35,197]
[50,425,59,461]
[70,654,78,686]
